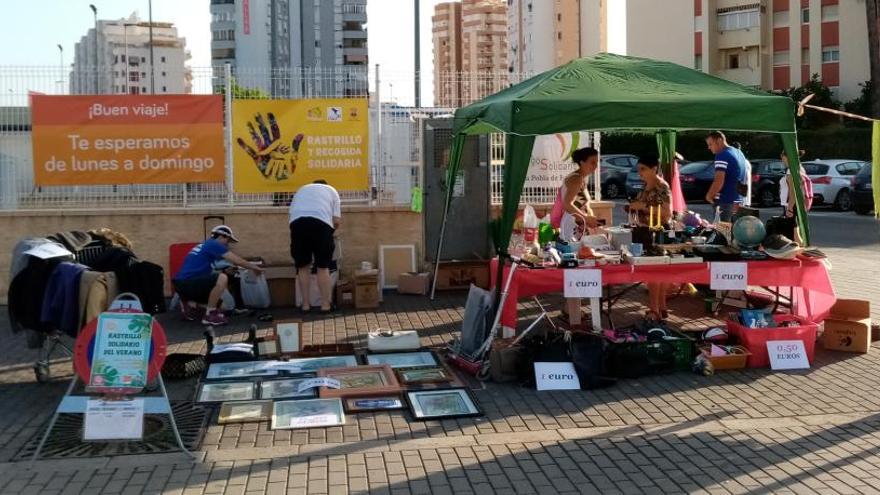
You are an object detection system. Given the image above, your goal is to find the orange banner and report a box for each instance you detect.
[31,95,224,185]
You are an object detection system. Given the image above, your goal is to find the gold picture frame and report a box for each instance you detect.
[218,400,273,424]
[317,365,402,399]
[274,319,303,355]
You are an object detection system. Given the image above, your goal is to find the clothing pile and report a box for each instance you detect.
[8,229,165,339]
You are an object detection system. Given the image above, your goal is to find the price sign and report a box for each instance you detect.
[563,269,602,298]
[297,377,341,393]
[767,340,810,370]
[710,262,748,290]
[83,398,144,440]
[534,362,581,391]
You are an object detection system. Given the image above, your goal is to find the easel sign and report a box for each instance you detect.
[84,398,145,441]
[87,312,154,394]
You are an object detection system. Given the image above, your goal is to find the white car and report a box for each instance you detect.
[802,159,867,211]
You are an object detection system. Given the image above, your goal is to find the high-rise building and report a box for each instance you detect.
[694,0,868,101]
[71,12,192,95]
[508,0,581,74]
[432,0,508,107]
[433,2,463,106]
[210,0,368,97]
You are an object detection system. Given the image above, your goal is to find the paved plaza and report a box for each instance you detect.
[1,209,879,494]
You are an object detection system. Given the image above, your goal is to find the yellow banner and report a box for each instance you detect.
[232,98,369,193]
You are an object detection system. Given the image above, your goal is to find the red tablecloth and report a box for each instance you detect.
[490,258,836,329]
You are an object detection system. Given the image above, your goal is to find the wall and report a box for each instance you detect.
[0,206,423,304]
[838,0,869,101]
[625,0,693,67]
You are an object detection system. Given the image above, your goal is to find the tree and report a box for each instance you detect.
[867,0,880,118]
[843,81,873,126]
[214,80,270,99]
[778,74,840,129]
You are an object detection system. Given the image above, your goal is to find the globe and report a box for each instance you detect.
[732,216,767,248]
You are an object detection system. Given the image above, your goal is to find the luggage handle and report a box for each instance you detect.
[108,292,144,312]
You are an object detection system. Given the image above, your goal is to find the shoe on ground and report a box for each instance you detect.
[202,310,229,326]
[182,304,201,322]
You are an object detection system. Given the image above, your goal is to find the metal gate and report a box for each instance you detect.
[422,119,490,261]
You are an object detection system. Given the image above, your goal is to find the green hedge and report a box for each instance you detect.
[601,127,872,162]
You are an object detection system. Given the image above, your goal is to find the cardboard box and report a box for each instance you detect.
[434,261,489,290]
[354,269,380,309]
[823,299,872,353]
[397,272,430,295]
[263,264,297,308]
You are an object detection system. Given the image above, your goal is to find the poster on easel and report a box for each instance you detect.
[87,312,154,393]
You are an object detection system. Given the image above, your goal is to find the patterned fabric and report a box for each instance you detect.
[634,179,671,226]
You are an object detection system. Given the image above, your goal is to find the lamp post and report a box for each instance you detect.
[148,0,155,94]
[414,0,421,107]
[56,44,64,94]
[89,4,98,93]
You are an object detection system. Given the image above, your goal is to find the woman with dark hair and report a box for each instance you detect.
[554,147,601,241]
[628,155,673,320]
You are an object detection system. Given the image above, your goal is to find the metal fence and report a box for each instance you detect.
[0,66,601,210]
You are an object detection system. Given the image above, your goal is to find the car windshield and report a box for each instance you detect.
[857,163,872,178]
[803,163,829,175]
[679,162,710,174]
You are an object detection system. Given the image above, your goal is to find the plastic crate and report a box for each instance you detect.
[698,345,751,370]
[726,314,818,368]
[604,329,694,377]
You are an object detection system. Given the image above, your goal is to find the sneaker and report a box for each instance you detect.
[202,310,229,326]
[182,304,201,322]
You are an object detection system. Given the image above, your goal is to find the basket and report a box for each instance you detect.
[726,314,818,368]
[698,345,751,370]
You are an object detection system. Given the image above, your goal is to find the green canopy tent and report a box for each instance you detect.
[441,53,810,278]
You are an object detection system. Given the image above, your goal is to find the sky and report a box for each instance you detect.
[0,0,444,106]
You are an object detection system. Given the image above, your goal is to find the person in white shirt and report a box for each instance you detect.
[288,180,341,313]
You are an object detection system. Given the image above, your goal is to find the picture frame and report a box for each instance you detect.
[275,319,303,355]
[405,388,482,420]
[278,355,359,374]
[218,400,272,424]
[396,366,456,385]
[271,398,345,430]
[317,365,402,398]
[343,396,406,413]
[365,351,438,369]
[256,338,280,358]
[205,361,279,380]
[259,377,319,400]
[196,381,256,404]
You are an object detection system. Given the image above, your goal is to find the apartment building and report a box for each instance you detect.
[694,0,869,100]
[71,13,192,95]
[432,0,508,107]
[210,0,368,97]
[507,0,580,74]
[433,2,463,106]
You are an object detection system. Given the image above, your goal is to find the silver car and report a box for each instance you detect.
[802,159,867,211]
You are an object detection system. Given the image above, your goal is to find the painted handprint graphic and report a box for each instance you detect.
[237,112,305,181]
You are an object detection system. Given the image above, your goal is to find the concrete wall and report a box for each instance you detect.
[625,0,693,67]
[0,206,424,304]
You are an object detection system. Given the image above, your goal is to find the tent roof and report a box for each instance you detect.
[452,53,797,136]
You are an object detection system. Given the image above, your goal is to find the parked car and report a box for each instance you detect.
[598,154,637,199]
[678,161,716,200]
[853,162,874,215]
[802,159,866,211]
[749,159,787,207]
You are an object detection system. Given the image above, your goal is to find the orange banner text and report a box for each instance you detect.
[31,95,225,186]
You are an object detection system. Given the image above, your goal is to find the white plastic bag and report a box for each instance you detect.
[240,271,270,309]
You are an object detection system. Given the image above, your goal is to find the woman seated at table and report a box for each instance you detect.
[628,155,673,320]
[556,147,601,241]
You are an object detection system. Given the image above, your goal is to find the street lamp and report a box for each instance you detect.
[89,4,98,93]
[56,44,64,93]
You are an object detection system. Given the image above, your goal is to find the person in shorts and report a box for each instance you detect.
[289,180,340,313]
[173,225,263,326]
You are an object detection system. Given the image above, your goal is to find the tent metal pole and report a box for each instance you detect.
[429,187,452,300]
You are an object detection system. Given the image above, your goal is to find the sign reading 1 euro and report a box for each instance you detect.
[31,95,225,186]
[710,262,748,291]
[232,98,369,193]
[564,269,602,298]
[87,312,154,393]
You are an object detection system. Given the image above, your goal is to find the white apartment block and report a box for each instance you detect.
[71,12,192,95]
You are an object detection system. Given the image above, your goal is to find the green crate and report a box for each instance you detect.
[666,329,695,371]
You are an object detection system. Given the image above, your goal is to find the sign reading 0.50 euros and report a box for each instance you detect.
[232,98,369,193]
[31,95,224,185]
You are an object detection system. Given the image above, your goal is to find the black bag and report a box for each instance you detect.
[604,339,676,378]
[204,327,256,364]
[568,333,616,389]
[127,261,166,314]
[515,332,615,390]
[765,215,796,239]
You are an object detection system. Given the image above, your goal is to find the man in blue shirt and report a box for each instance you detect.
[704,131,744,222]
[173,225,263,326]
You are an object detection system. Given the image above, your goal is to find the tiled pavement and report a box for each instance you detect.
[2,247,880,493]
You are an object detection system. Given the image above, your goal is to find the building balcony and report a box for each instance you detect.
[343,12,367,22]
[343,30,367,39]
[343,47,368,57]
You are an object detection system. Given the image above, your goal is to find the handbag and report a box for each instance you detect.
[766,215,796,239]
[367,330,420,352]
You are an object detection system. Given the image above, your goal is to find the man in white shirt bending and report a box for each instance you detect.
[288,180,341,313]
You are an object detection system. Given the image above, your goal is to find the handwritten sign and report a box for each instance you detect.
[563,269,602,298]
[534,362,581,391]
[297,377,342,393]
[710,262,748,291]
[767,340,810,370]
[83,398,144,440]
[87,313,153,392]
